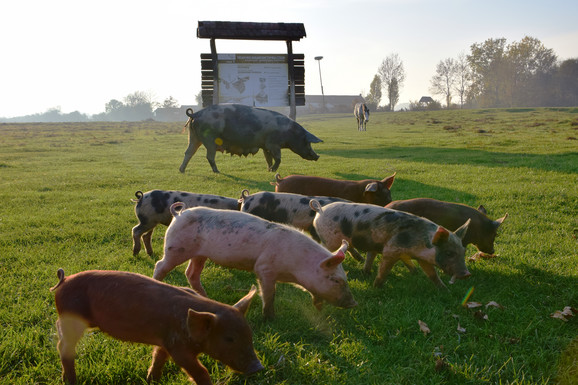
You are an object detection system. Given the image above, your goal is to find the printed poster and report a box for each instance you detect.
[218,54,289,107]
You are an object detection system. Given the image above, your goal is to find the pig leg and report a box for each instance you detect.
[373,253,400,287]
[184,258,208,297]
[416,260,447,289]
[132,222,156,256]
[142,230,155,256]
[203,141,220,173]
[167,345,212,385]
[255,274,277,319]
[265,145,282,172]
[56,316,88,384]
[348,247,366,263]
[179,139,202,173]
[363,252,378,274]
[263,149,274,170]
[147,346,169,382]
[400,255,417,273]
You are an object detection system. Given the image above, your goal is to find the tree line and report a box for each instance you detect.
[364,36,578,111]
[0,92,183,123]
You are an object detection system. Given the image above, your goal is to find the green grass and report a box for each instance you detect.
[0,108,577,384]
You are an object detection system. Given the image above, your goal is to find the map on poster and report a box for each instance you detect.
[217,54,289,107]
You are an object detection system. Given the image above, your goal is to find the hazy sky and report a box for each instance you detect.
[1,0,577,117]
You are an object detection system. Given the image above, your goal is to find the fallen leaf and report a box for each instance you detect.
[465,301,483,309]
[485,301,504,309]
[551,311,569,322]
[468,251,498,262]
[561,306,576,317]
[418,320,430,335]
[550,306,577,321]
[457,323,466,333]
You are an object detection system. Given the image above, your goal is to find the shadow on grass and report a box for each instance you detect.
[320,146,578,174]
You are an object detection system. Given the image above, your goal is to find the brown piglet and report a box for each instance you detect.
[51,269,263,385]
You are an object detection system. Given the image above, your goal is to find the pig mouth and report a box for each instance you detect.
[338,298,358,309]
[449,271,472,285]
[244,360,265,375]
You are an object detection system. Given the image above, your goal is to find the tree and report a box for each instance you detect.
[365,74,382,111]
[388,77,399,111]
[454,52,471,108]
[430,58,457,108]
[506,36,557,106]
[377,53,405,111]
[467,38,508,107]
[161,96,179,108]
[555,59,578,106]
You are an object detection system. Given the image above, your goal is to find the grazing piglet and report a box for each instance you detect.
[51,269,262,385]
[153,203,357,319]
[131,190,240,256]
[238,190,365,262]
[385,198,508,254]
[310,200,471,289]
[274,172,396,206]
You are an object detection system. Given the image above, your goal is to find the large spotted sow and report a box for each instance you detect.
[180,104,322,173]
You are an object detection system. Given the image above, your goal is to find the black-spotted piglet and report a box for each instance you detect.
[310,200,471,289]
[131,190,239,256]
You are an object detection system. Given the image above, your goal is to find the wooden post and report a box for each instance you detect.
[286,40,296,120]
[210,38,219,106]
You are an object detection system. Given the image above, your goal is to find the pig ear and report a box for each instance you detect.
[187,309,216,342]
[477,205,487,214]
[381,172,396,189]
[494,213,508,228]
[454,218,471,240]
[233,285,258,316]
[365,182,378,193]
[432,226,450,245]
[320,240,348,270]
[305,131,323,143]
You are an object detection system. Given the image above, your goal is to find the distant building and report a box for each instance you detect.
[154,105,198,122]
[419,96,435,105]
[298,95,365,114]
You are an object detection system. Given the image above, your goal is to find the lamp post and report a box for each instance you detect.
[314,56,325,112]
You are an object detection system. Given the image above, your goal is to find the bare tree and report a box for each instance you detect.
[430,58,457,108]
[378,53,405,111]
[454,52,471,108]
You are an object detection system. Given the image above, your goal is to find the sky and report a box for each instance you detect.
[1,0,577,118]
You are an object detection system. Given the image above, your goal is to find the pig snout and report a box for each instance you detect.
[304,151,320,161]
[333,292,358,309]
[449,269,472,284]
[245,359,265,375]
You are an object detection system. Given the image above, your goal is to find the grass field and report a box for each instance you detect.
[0,107,576,384]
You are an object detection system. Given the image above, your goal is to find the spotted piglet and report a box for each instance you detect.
[131,190,240,256]
[153,203,357,319]
[310,200,471,289]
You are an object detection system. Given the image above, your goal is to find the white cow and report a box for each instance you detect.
[354,103,370,131]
